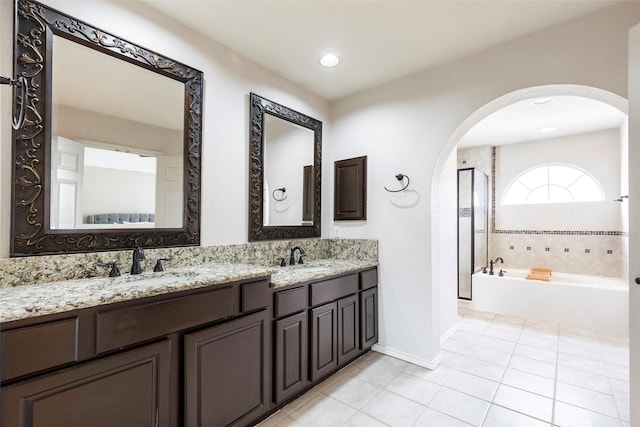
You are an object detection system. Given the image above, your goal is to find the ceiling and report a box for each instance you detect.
[458,95,627,148]
[138,0,626,146]
[141,0,621,101]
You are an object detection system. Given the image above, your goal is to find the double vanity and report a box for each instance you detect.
[1,2,376,425]
[0,255,378,427]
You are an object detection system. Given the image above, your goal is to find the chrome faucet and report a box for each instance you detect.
[489,257,504,275]
[130,246,145,275]
[289,246,305,265]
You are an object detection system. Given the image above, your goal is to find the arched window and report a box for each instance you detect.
[502,164,604,205]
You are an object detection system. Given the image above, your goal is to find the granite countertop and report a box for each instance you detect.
[0,259,378,323]
[0,263,276,323]
[270,259,378,288]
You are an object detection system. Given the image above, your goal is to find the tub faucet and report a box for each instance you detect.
[289,246,305,265]
[130,246,145,275]
[489,257,504,275]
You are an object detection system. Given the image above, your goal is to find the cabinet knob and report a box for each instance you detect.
[635,277,640,285]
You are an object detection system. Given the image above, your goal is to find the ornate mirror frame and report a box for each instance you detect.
[249,93,322,241]
[11,0,203,256]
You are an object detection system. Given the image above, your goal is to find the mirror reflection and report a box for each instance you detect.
[248,92,321,241]
[50,35,184,229]
[263,114,314,226]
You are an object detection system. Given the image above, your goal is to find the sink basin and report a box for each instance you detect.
[114,271,195,287]
[282,265,334,274]
[124,275,192,286]
[295,266,332,273]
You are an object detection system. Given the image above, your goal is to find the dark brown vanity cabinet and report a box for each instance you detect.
[274,311,309,403]
[360,268,379,349]
[1,340,171,427]
[273,285,309,403]
[272,267,378,405]
[184,310,270,427]
[1,277,272,427]
[310,301,339,381]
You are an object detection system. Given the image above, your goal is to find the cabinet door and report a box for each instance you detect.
[310,302,338,381]
[274,311,308,404]
[361,287,379,349]
[338,295,360,365]
[184,310,269,427]
[1,340,171,427]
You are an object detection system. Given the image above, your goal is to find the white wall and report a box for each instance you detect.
[495,129,621,231]
[627,20,640,424]
[83,167,156,218]
[330,2,640,364]
[264,118,314,226]
[0,0,330,256]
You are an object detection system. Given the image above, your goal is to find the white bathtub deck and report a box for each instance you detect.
[470,270,629,334]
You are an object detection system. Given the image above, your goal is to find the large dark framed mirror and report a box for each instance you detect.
[11,0,202,256]
[249,93,321,241]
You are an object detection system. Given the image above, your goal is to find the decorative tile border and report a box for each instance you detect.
[493,229,624,236]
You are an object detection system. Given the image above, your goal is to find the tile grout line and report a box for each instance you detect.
[551,326,560,427]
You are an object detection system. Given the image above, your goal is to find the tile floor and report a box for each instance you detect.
[257,306,630,427]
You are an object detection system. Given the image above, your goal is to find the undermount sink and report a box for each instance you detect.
[116,271,195,287]
[295,266,332,273]
[284,264,334,274]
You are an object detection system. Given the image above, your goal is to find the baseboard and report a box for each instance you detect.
[440,323,459,345]
[371,344,443,370]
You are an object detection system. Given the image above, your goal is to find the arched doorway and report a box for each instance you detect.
[432,83,628,340]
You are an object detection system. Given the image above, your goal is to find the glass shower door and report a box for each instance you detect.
[458,168,488,300]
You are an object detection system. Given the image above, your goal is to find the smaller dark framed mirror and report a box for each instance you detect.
[249,93,322,241]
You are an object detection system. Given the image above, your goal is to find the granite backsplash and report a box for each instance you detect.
[0,239,378,288]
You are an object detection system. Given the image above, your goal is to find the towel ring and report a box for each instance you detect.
[384,174,410,193]
[272,187,287,201]
[0,75,28,130]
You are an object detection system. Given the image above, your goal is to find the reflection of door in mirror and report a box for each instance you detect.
[263,114,314,226]
[302,165,313,223]
[50,35,184,230]
[50,137,84,229]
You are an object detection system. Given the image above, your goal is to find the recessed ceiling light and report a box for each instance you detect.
[532,97,555,105]
[539,126,557,133]
[319,53,341,68]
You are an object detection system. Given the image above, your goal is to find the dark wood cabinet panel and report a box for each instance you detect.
[184,310,270,427]
[337,295,360,365]
[361,287,379,349]
[360,268,378,290]
[334,156,367,220]
[309,273,358,306]
[241,280,270,312]
[274,286,307,318]
[95,285,234,354]
[1,340,171,427]
[310,302,338,381]
[1,317,79,382]
[274,312,308,403]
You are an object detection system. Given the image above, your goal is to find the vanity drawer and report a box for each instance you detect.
[1,317,79,381]
[95,286,234,354]
[310,274,358,306]
[241,279,270,312]
[360,268,378,290]
[274,286,307,318]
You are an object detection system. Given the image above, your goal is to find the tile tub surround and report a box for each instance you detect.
[0,239,378,288]
[490,232,623,278]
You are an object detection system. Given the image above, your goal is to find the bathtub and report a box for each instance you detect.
[471,269,629,334]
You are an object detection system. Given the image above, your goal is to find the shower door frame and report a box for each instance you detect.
[457,167,489,301]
